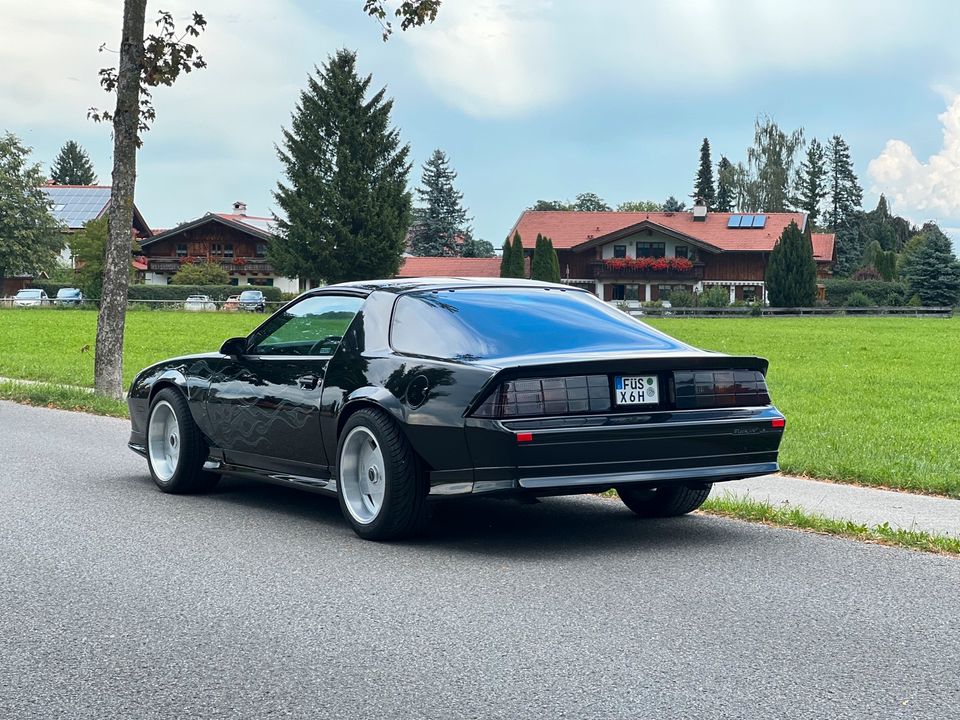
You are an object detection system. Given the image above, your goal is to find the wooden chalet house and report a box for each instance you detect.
[139,202,298,293]
[508,200,835,303]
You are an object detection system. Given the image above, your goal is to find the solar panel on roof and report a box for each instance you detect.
[751,214,767,228]
[41,186,111,228]
[727,216,742,228]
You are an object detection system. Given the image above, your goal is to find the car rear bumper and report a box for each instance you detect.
[429,405,786,496]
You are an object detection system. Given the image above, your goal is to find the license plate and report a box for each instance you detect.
[614,375,659,405]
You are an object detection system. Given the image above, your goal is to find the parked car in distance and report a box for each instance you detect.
[127,278,786,541]
[222,295,240,312]
[55,288,84,306]
[13,288,48,307]
[183,294,216,312]
[238,289,266,312]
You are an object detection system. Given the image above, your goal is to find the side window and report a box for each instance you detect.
[613,245,627,258]
[249,295,364,356]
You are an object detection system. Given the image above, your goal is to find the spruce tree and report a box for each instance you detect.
[499,237,513,277]
[693,138,715,208]
[825,134,862,229]
[409,148,471,256]
[663,195,686,212]
[509,232,525,278]
[50,140,98,185]
[902,224,960,306]
[271,50,411,284]
[795,138,827,226]
[715,156,734,212]
[765,221,817,307]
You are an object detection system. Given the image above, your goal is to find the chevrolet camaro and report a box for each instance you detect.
[128,278,785,540]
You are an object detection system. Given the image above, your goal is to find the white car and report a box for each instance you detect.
[13,289,48,307]
[183,294,216,312]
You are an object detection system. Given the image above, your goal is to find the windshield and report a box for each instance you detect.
[57,289,80,298]
[239,291,261,300]
[17,290,42,298]
[390,287,689,360]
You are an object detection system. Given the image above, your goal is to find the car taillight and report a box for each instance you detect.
[472,375,611,418]
[672,370,770,409]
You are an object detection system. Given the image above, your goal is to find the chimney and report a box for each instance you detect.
[232,201,247,216]
[692,196,707,221]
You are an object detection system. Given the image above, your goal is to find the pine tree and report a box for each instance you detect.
[271,50,411,285]
[50,141,98,185]
[901,224,960,306]
[765,221,817,307]
[795,138,827,226]
[409,148,471,256]
[508,232,525,278]
[499,237,513,277]
[715,156,735,212]
[693,138,715,208]
[825,134,862,230]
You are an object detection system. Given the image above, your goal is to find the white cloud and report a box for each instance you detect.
[401,0,561,118]
[868,95,960,221]
[402,0,925,118]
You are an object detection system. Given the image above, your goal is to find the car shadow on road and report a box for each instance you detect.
[131,472,748,560]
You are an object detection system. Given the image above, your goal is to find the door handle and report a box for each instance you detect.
[297,374,319,390]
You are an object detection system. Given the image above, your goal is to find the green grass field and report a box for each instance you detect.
[1,309,957,497]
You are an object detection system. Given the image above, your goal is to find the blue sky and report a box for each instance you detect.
[4,0,960,252]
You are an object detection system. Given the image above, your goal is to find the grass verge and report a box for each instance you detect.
[0,380,129,418]
[700,494,960,557]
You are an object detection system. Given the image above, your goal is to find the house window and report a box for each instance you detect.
[223,244,234,258]
[175,243,187,257]
[255,243,267,257]
[229,278,239,286]
[211,243,222,256]
[636,241,665,258]
[613,245,626,258]
[658,285,673,300]
[675,245,689,259]
[742,286,757,302]
[612,284,626,300]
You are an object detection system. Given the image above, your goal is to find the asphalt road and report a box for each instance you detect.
[1,401,958,720]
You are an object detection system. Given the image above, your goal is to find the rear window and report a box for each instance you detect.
[57,289,81,297]
[390,288,685,360]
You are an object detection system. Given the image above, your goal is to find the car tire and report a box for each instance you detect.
[146,388,220,494]
[337,407,429,540]
[617,483,712,517]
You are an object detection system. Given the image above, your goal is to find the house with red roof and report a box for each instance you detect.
[396,256,503,278]
[139,202,299,293]
[508,201,835,303]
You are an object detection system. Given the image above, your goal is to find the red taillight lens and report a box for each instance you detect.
[771,418,785,428]
[516,432,534,443]
[673,370,771,409]
[472,375,611,419]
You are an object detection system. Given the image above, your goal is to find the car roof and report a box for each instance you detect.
[317,277,589,296]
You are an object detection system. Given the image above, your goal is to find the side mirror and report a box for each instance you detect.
[220,337,248,356]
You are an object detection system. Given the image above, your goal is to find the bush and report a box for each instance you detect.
[845,291,873,308]
[698,286,730,307]
[668,289,696,307]
[127,284,282,302]
[171,260,231,285]
[822,279,908,307]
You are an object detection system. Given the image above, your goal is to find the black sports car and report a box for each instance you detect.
[128,278,785,540]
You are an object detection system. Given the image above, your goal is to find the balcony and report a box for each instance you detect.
[590,258,705,282]
[146,257,275,275]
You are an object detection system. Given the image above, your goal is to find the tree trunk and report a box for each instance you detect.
[94,0,146,399]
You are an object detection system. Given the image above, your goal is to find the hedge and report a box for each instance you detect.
[822,279,908,306]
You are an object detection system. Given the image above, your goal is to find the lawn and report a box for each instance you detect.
[0,308,262,388]
[646,316,960,497]
[1,309,958,497]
